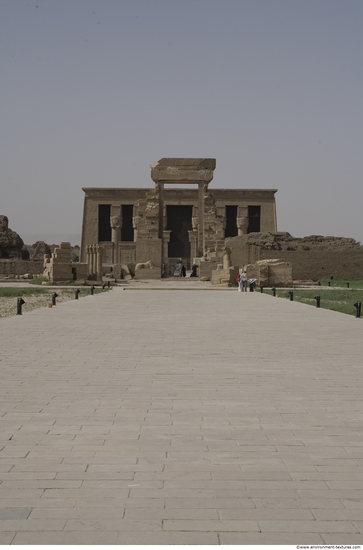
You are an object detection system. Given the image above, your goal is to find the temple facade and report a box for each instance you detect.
[80,158,277,277]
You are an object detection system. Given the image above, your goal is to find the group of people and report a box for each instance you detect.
[176,260,198,277]
[237,269,248,292]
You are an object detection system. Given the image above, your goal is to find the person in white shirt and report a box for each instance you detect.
[241,270,248,292]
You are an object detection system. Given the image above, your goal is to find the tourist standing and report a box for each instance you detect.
[237,272,242,292]
[241,269,248,292]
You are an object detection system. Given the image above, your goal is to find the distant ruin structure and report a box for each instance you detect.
[80,158,278,279]
[0,215,28,260]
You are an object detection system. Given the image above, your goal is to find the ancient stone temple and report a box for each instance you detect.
[80,158,277,278]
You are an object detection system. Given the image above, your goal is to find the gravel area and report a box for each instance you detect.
[0,290,77,318]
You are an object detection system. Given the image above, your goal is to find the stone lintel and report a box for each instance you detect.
[82,188,277,201]
[150,158,216,184]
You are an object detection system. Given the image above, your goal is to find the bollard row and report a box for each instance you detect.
[16,286,101,315]
[267,289,361,319]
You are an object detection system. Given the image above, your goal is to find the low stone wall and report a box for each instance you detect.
[199,260,220,279]
[211,266,239,286]
[225,238,261,268]
[260,249,363,280]
[0,259,43,277]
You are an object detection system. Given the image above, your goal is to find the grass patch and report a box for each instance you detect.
[29,276,49,285]
[267,288,363,317]
[317,277,363,290]
[0,287,48,298]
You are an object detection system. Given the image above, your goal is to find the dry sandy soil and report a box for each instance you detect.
[0,290,77,319]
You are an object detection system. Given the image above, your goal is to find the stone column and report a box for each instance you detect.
[163,230,171,276]
[237,206,249,236]
[198,182,207,257]
[96,245,103,280]
[188,230,198,267]
[157,183,164,239]
[157,182,164,269]
[110,206,122,264]
[92,245,97,276]
[223,247,231,270]
[86,246,92,276]
[237,216,248,236]
[132,215,139,242]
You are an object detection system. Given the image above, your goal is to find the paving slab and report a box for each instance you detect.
[0,285,362,544]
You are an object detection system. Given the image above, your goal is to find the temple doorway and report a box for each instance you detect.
[166,205,193,266]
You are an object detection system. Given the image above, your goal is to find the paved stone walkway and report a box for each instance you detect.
[0,283,362,545]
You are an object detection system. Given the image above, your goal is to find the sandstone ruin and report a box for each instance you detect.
[1,158,362,284]
[80,158,277,281]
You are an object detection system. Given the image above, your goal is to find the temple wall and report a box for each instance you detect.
[81,187,277,265]
[261,249,363,280]
[0,260,44,276]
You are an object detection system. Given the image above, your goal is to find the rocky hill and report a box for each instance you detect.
[0,215,29,259]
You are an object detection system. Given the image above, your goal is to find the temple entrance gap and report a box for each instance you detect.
[166,205,193,264]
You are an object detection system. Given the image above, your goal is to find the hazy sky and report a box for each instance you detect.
[1,0,362,245]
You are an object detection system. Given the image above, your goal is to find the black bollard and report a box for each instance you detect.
[75,289,80,300]
[272,287,276,297]
[354,301,361,318]
[260,285,263,293]
[288,290,293,301]
[91,285,95,295]
[346,282,350,288]
[318,281,321,286]
[52,292,58,306]
[328,281,331,287]
[17,297,25,315]
[249,282,254,292]
[314,295,320,308]
[102,283,106,290]
[108,281,110,288]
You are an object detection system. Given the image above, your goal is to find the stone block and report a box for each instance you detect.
[211,266,239,286]
[268,262,292,286]
[135,267,161,280]
[199,259,221,280]
[259,263,269,286]
[135,240,162,268]
[121,264,133,281]
[150,158,216,184]
[111,265,122,279]
[246,264,259,282]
